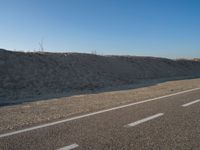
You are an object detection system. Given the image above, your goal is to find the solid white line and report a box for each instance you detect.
[57,143,79,150]
[0,87,200,138]
[124,113,164,127]
[182,99,200,107]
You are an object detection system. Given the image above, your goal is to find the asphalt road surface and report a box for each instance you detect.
[0,88,200,150]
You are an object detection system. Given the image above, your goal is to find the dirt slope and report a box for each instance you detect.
[0,49,200,103]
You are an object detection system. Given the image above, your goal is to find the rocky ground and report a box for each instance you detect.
[1,49,200,105]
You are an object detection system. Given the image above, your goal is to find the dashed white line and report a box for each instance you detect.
[0,87,199,138]
[57,143,79,150]
[124,113,164,127]
[182,99,200,107]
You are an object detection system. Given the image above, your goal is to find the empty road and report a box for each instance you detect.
[0,88,200,150]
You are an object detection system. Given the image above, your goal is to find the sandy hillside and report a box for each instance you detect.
[0,49,200,104]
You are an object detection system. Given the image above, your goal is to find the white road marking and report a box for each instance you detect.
[0,87,199,138]
[182,99,200,107]
[124,113,164,127]
[57,143,79,150]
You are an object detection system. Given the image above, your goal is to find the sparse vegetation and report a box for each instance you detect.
[38,38,44,52]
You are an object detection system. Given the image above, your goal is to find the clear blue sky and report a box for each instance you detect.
[0,0,200,58]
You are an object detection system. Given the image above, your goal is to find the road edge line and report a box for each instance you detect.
[0,87,200,138]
